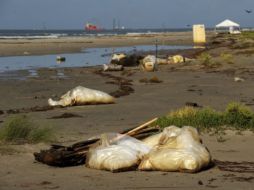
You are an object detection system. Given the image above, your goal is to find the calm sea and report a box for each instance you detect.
[0,28,191,39]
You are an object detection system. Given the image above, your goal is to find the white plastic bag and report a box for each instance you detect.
[48,86,115,107]
[141,55,158,72]
[86,133,151,172]
[139,126,211,173]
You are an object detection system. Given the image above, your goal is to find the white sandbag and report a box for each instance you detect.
[139,126,211,173]
[141,55,158,72]
[142,133,162,148]
[86,133,151,172]
[48,86,115,107]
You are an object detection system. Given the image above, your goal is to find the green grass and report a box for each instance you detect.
[241,31,254,40]
[155,102,254,132]
[0,115,54,144]
[197,52,221,68]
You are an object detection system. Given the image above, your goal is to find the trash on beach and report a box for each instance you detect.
[103,64,124,72]
[34,118,212,173]
[56,56,66,62]
[48,86,115,107]
[139,126,211,173]
[156,58,168,65]
[168,55,185,64]
[86,133,151,172]
[111,54,143,67]
[34,118,159,167]
[141,55,158,72]
[111,53,127,62]
[234,77,245,82]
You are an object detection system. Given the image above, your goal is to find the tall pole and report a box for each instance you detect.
[155,39,158,65]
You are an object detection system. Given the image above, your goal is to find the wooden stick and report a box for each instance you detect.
[125,117,158,136]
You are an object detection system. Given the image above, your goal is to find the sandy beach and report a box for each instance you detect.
[0,32,254,190]
[0,32,204,57]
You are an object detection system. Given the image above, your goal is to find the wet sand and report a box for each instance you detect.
[0,33,254,190]
[0,31,206,57]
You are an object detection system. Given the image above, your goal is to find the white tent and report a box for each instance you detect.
[215,19,241,34]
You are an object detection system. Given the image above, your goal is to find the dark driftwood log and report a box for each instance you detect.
[34,118,158,167]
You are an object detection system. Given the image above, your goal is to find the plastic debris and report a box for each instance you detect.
[103,64,124,71]
[139,126,211,173]
[234,77,245,82]
[141,55,158,72]
[48,86,115,107]
[86,133,151,172]
[168,55,185,64]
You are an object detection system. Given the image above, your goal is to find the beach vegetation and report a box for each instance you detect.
[197,52,220,68]
[0,115,54,144]
[154,102,254,132]
[220,53,234,64]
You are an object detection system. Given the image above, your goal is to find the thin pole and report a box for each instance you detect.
[155,39,158,65]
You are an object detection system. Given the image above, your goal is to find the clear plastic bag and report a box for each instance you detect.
[86,133,151,172]
[139,126,211,173]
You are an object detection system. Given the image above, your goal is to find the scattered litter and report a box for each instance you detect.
[185,102,202,108]
[139,76,163,83]
[48,86,115,107]
[103,64,124,72]
[141,55,158,72]
[56,56,66,62]
[234,77,245,82]
[111,53,126,62]
[48,113,83,119]
[139,126,211,173]
[110,54,142,67]
[34,119,212,173]
[168,55,185,64]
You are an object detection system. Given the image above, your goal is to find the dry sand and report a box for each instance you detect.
[0,33,254,190]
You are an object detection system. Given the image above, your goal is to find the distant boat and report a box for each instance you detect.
[85,23,101,31]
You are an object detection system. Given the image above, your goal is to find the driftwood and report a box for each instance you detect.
[34,118,159,167]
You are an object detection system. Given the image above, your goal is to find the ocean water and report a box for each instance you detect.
[0,29,191,39]
[0,45,192,74]
[0,29,193,79]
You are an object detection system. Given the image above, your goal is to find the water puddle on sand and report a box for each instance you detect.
[0,45,192,79]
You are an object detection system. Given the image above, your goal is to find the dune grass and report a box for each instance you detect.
[0,115,54,144]
[155,102,254,132]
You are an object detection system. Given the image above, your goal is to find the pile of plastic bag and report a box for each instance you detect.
[86,126,211,173]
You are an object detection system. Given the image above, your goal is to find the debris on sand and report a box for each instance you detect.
[234,77,245,82]
[214,160,254,173]
[48,86,115,107]
[139,76,163,84]
[185,102,202,108]
[140,55,158,72]
[48,113,83,119]
[103,64,124,72]
[94,70,134,98]
[6,106,54,115]
[34,119,212,173]
[110,54,143,67]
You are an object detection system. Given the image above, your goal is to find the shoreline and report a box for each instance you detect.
[0,31,213,57]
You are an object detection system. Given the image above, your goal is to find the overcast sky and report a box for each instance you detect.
[0,0,253,29]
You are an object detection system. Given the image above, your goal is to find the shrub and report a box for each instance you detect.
[0,115,54,144]
[198,52,220,68]
[155,102,254,131]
